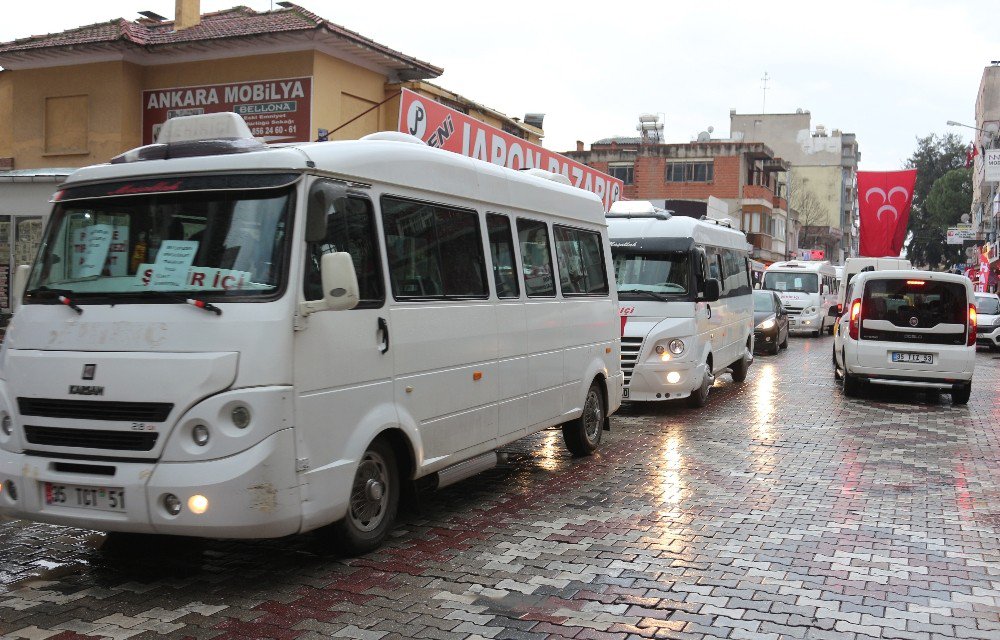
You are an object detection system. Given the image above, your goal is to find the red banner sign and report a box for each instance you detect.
[857,169,917,258]
[142,77,312,145]
[397,88,622,210]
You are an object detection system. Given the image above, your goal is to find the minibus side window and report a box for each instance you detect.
[553,225,609,296]
[382,196,488,299]
[304,192,384,307]
[487,213,520,299]
[516,219,556,297]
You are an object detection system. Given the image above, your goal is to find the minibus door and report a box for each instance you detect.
[293,185,396,518]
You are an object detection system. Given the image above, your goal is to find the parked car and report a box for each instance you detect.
[753,289,789,355]
[974,292,1000,350]
[833,270,975,404]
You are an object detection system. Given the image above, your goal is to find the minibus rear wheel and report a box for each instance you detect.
[562,380,604,456]
[330,438,399,556]
[730,340,753,382]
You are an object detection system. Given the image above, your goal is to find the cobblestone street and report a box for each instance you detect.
[2,335,1000,640]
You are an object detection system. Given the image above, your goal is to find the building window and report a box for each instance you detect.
[666,161,714,183]
[609,163,634,185]
[501,122,526,139]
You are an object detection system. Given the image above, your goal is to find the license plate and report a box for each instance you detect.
[44,482,126,512]
[891,352,933,364]
[622,387,630,399]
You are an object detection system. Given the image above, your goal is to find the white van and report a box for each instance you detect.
[763,260,838,336]
[0,113,623,553]
[833,270,975,403]
[609,201,754,407]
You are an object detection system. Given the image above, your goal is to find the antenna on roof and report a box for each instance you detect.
[138,10,167,21]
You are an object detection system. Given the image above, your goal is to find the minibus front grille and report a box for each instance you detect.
[18,398,173,422]
[620,337,644,385]
[783,306,804,315]
[24,426,159,451]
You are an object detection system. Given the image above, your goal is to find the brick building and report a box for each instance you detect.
[565,137,793,263]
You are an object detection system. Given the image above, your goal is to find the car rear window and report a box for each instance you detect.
[863,279,966,327]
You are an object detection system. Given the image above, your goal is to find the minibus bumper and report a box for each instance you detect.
[788,311,822,333]
[624,360,705,401]
[0,429,301,539]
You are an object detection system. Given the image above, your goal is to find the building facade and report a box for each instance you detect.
[0,0,542,316]
[565,135,792,263]
[729,110,860,264]
[972,64,1000,267]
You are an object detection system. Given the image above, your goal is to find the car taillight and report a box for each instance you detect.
[968,303,977,346]
[849,298,862,340]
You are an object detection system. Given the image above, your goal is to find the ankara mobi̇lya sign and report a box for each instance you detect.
[397,88,622,211]
[142,77,312,145]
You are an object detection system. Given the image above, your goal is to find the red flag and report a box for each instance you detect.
[857,170,917,257]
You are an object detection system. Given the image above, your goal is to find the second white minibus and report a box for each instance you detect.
[0,113,623,554]
[763,260,838,336]
[609,201,754,407]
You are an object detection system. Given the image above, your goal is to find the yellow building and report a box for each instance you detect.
[0,0,543,314]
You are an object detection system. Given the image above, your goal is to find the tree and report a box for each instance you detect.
[904,133,968,267]
[788,172,838,259]
[920,167,973,267]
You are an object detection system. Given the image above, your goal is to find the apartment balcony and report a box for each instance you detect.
[743,184,776,204]
[746,232,772,252]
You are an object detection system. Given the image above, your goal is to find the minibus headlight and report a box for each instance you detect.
[188,495,209,515]
[668,339,685,355]
[803,306,817,316]
[192,424,210,446]
[4,480,16,501]
[654,345,666,355]
[231,406,251,429]
[1,415,10,436]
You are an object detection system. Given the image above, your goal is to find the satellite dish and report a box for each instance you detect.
[697,131,710,142]
[961,214,971,223]
[707,126,714,133]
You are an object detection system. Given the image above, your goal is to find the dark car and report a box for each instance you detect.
[753,289,789,355]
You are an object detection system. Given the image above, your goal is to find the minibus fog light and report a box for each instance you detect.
[188,495,209,515]
[668,339,685,355]
[1,415,10,436]
[231,406,251,429]
[666,371,681,384]
[163,493,182,516]
[192,424,210,446]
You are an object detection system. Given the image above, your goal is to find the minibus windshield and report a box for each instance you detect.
[764,271,818,293]
[614,251,690,297]
[26,179,293,302]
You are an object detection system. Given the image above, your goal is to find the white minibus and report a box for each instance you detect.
[763,260,838,336]
[0,113,623,554]
[609,201,754,407]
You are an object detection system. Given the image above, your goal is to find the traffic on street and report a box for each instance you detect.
[2,334,999,640]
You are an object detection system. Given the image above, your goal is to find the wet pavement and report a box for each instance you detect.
[2,335,1000,640]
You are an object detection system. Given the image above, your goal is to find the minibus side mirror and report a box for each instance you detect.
[305,181,348,242]
[11,264,31,313]
[827,304,840,317]
[321,252,360,311]
[299,252,359,315]
[703,278,721,302]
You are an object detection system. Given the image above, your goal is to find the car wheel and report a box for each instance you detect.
[779,330,788,349]
[687,361,713,408]
[842,369,862,397]
[769,340,780,355]
[730,342,753,382]
[328,438,399,556]
[812,329,821,338]
[562,380,604,456]
[951,383,971,405]
[832,346,842,380]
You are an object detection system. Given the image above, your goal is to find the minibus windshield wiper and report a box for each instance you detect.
[618,288,671,302]
[133,290,223,316]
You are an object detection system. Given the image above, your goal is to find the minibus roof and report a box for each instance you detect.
[62,137,608,226]
[606,214,750,251]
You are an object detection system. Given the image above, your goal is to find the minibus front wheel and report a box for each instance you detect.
[330,438,399,556]
[562,380,605,456]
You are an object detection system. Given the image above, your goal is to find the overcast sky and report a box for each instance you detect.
[1,0,995,169]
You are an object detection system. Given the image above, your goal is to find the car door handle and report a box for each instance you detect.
[377,317,389,354]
